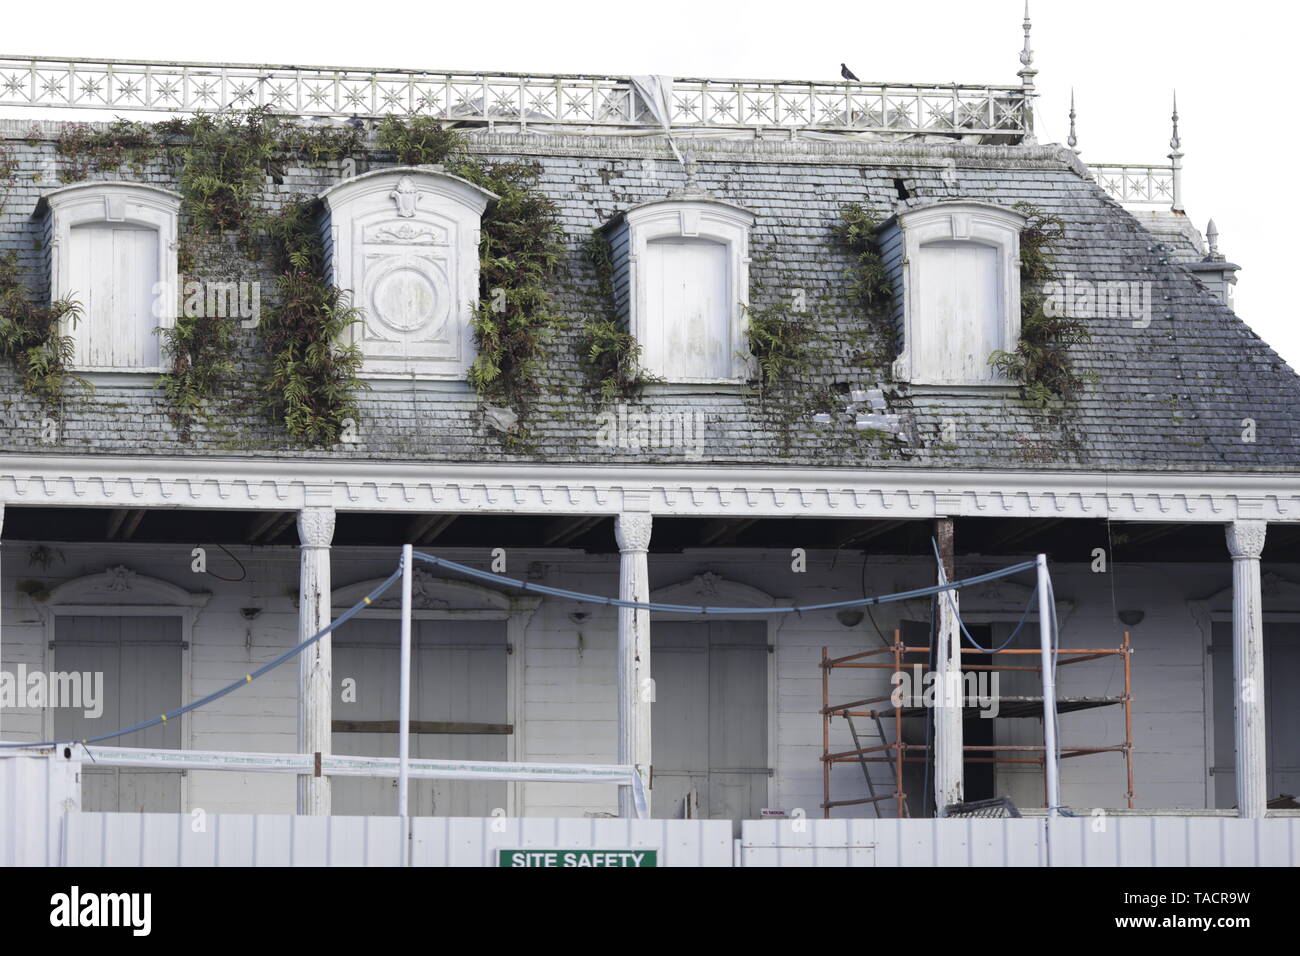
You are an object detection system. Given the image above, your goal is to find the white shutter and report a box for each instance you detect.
[67,223,161,369]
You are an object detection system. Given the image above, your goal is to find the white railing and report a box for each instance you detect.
[0,55,1031,137]
[1089,163,1176,206]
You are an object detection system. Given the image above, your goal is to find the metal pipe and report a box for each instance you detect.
[1036,554,1060,819]
[398,543,413,858]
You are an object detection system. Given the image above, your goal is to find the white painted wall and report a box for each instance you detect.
[1,540,1290,819]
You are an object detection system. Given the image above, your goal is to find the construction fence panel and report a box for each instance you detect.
[740,818,1300,866]
[68,813,405,866]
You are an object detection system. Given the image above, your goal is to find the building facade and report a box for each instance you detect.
[0,30,1297,827]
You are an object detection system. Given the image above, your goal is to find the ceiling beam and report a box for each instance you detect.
[106,508,130,539]
[988,518,1065,550]
[1113,523,1185,549]
[542,515,606,548]
[247,510,289,543]
[834,519,909,550]
[698,518,759,547]
[409,514,458,545]
[118,509,147,541]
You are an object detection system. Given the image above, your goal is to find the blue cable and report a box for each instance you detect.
[1,566,403,750]
[928,537,1036,653]
[4,548,1041,756]
[413,551,1037,615]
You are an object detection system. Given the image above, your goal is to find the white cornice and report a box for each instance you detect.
[0,455,1297,523]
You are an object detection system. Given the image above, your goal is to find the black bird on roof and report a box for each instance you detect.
[840,63,860,82]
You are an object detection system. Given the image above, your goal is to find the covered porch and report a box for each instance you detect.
[0,457,1296,821]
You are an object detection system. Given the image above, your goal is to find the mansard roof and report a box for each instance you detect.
[1,122,1297,475]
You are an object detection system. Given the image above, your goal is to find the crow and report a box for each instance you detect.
[840,63,860,82]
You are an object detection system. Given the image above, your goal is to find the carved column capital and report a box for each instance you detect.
[297,506,336,549]
[615,513,653,553]
[1226,520,1267,561]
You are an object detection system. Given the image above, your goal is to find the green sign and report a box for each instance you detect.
[498,849,658,868]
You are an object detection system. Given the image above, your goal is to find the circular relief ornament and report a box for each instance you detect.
[367,258,448,339]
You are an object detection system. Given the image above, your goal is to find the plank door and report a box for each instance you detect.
[53,614,184,812]
[651,621,768,821]
[332,618,508,816]
[1212,623,1300,807]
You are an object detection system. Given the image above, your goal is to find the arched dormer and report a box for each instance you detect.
[39,182,182,372]
[603,195,755,383]
[318,167,497,378]
[877,201,1026,386]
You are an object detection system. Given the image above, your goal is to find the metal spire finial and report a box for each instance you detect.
[1018,1,1037,91]
[1206,219,1222,260]
[1067,88,1078,149]
[1170,91,1181,151]
[1168,91,1184,212]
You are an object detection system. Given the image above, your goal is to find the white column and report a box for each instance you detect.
[0,501,5,739]
[297,505,335,815]
[615,512,652,818]
[933,518,963,815]
[1226,520,1268,818]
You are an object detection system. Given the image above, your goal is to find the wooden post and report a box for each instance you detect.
[1226,520,1268,818]
[615,513,653,818]
[933,517,963,815]
[296,504,335,815]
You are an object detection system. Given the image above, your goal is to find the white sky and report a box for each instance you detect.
[4,0,1297,368]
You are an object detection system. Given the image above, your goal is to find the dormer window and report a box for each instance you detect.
[603,196,755,383]
[878,201,1026,386]
[42,183,181,372]
[318,167,496,378]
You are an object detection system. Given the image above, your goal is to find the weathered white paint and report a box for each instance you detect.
[297,505,334,814]
[3,455,1297,523]
[644,238,731,379]
[1226,520,1267,818]
[615,513,652,816]
[0,501,4,740]
[607,196,754,383]
[933,522,963,812]
[318,168,495,379]
[881,201,1026,386]
[41,183,181,373]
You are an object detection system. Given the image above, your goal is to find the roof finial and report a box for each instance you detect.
[1206,219,1222,260]
[1067,88,1078,149]
[1170,90,1181,151]
[1168,90,1184,212]
[1018,1,1037,92]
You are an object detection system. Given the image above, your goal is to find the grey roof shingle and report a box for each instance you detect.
[1,125,1297,474]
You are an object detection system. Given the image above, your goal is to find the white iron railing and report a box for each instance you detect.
[0,54,1031,137]
[1088,163,1176,206]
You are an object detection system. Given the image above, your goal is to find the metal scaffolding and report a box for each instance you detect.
[820,630,1135,818]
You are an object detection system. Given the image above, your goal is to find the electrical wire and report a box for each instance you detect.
[1,566,403,750]
[197,542,248,583]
